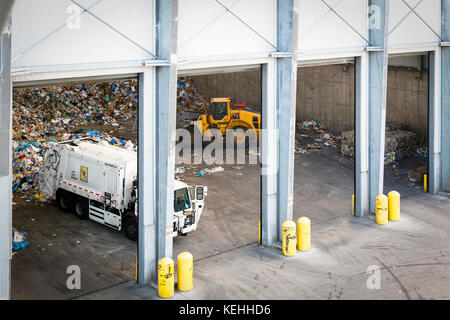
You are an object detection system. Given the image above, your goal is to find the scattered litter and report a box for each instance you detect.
[295,120,336,154]
[12,228,29,252]
[175,166,185,174]
[197,171,205,177]
[203,166,224,174]
[408,166,428,183]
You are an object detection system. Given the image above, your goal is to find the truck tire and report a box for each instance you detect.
[74,197,89,220]
[123,216,138,241]
[56,190,73,213]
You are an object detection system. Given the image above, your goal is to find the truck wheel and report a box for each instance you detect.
[123,216,138,241]
[74,197,89,220]
[56,190,73,213]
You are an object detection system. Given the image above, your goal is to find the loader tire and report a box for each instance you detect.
[123,216,138,241]
[74,197,89,220]
[56,190,73,213]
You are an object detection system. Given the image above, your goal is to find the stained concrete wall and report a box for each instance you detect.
[190,62,429,139]
[190,71,262,110]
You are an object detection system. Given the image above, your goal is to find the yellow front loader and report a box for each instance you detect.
[193,97,261,145]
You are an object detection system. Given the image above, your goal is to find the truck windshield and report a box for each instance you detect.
[209,102,228,120]
[174,188,191,212]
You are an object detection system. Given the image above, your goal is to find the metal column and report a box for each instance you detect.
[138,70,156,285]
[441,0,450,192]
[276,0,298,240]
[368,0,389,214]
[355,54,370,217]
[429,50,441,194]
[261,60,278,246]
[138,0,178,286]
[0,14,13,300]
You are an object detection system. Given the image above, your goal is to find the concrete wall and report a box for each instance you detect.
[190,62,429,139]
[297,64,354,134]
[191,70,262,110]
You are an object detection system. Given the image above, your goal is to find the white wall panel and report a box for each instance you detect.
[388,0,441,46]
[178,0,276,59]
[12,0,154,69]
[298,0,368,52]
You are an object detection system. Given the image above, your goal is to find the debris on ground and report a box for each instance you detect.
[12,228,29,252]
[12,80,138,202]
[203,166,224,174]
[408,166,428,183]
[175,166,186,174]
[340,123,424,164]
[295,120,336,154]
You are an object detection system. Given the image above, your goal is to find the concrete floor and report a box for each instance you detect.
[11,146,448,300]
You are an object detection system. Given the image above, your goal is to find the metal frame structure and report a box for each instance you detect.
[0,0,449,298]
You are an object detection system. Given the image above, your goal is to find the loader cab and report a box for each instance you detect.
[208,97,231,121]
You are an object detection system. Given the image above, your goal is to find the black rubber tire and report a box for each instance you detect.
[73,197,89,220]
[56,190,73,213]
[123,216,138,241]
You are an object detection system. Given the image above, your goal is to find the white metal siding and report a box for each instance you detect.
[178,0,276,59]
[388,0,441,46]
[11,0,154,69]
[298,0,368,52]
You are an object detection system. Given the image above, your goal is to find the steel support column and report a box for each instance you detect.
[441,0,450,192]
[276,0,298,240]
[368,0,389,214]
[429,50,441,194]
[138,0,178,286]
[261,60,278,246]
[0,17,13,300]
[138,70,156,285]
[355,54,370,217]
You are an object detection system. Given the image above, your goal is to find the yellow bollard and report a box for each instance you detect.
[375,194,388,225]
[352,194,355,215]
[297,217,311,251]
[424,174,428,193]
[177,252,193,292]
[388,191,400,221]
[282,220,297,256]
[135,256,138,282]
[258,220,261,244]
[158,257,174,298]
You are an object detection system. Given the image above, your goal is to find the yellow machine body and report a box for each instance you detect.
[194,97,261,140]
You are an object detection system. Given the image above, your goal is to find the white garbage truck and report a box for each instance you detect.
[39,139,207,241]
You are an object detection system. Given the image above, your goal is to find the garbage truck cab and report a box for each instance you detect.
[40,139,207,241]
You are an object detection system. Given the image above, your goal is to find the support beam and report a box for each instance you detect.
[138,70,156,285]
[261,60,278,246]
[276,0,298,240]
[368,0,389,214]
[429,50,441,194]
[354,54,370,217]
[138,0,178,286]
[441,0,450,192]
[0,17,13,300]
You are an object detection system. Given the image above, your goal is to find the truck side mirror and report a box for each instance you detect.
[196,187,204,201]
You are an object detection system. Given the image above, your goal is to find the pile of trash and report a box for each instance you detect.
[340,123,422,164]
[177,77,209,114]
[295,120,336,154]
[12,80,138,201]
